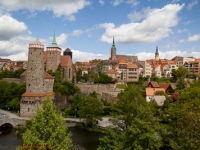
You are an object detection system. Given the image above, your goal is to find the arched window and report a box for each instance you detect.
[69,68,71,79]
[62,68,65,78]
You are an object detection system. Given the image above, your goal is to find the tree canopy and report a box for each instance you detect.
[19,95,72,150]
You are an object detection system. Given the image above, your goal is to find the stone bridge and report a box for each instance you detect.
[0,118,29,128]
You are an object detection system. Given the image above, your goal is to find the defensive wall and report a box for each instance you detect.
[75,83,122,103]
[2,78,20,84]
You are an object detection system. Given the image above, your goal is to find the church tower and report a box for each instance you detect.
[155,46,159,61]
[46,30,61,72]
[111,37,117,60]
[20,38,54,117]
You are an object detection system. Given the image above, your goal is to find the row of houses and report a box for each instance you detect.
[0,58,27,71]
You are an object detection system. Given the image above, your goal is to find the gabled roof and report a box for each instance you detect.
[127,63,138,69]
[116,55,138,62]
[160,83,170,91]
[146,88,165,96]
[60,55,72,67]
[147,81,160,88]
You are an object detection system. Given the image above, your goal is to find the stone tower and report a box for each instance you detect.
[111,37,117,60]
[155,46,159,61]
[20,38,54,117]
[46,31,61,72]
[63,48,73,59]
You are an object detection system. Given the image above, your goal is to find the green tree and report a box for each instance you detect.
[176,77,187,90]
[19,95,72,150]
[78,92,103,126]
[98,85,163,150]
[171,66,189,82]
[94,73,113,84]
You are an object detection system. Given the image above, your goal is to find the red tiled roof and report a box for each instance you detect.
[22,92,54,97]
[147,81,160,88]
[146,88,165,96]
[61,55,72,67]
[106,69,120,74]
[127,63,138,69]
[160,83,170,91]
[20,71,54,79]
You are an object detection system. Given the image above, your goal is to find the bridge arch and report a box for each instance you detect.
[0,123,14,128]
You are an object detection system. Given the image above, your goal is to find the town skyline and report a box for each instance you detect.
[0,0,200,62]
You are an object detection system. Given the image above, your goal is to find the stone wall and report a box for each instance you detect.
[75,84,120,103]
[2,78,20,84]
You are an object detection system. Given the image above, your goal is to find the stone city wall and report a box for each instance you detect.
[2,78,20,84]
[75,84,120,103]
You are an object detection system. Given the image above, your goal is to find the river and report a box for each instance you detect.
[0,127,104,150]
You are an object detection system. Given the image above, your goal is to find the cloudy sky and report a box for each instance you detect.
[0,0,199,62]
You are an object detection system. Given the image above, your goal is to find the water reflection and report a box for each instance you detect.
[0,126,104,150]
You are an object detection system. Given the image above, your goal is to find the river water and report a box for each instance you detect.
[0,127,104,150]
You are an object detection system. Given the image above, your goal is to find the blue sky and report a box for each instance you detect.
[0,0,200,62]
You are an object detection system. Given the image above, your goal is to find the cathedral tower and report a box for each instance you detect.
[111,37,117,60]
[46,31,61,72]
[155,46,159,61]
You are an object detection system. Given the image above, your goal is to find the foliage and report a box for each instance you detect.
[116,83,126,89]
[160,81,200,149]
[54,64,63,83]
[0,80,25,111]
[0,68,25,79]
[171,66,189,82]
[53,81,80,96]
[18,95,72,150]
[176,77,187,90]
[78,92,104,126]
[170,92,179,102]
[94,73,113,84]
[151,76,171,83]
[98,84,163,150]
[154,90,166,96]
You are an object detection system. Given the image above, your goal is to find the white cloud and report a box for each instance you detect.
[0,0,91,20]
[27,12,37,18]
[0,15,27,40]
[49,33,67,45]
[178,39,185,43]
[111,0,124,6]
[126,0,140,7]
[187,0,198,10]
[71,30,84,37]
[100,4,185,44]
[128,7,152,22]
[177,29,187,33]
[171,0,179,3]
[99,0,105,5]
[136,50,200,60]
[72,49,109,62]
[188,34,200,41]
[184,20,192,25]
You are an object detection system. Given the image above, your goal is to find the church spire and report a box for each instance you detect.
[155,45,159,60]
[112,37,115,47]
[50,29,58,47]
